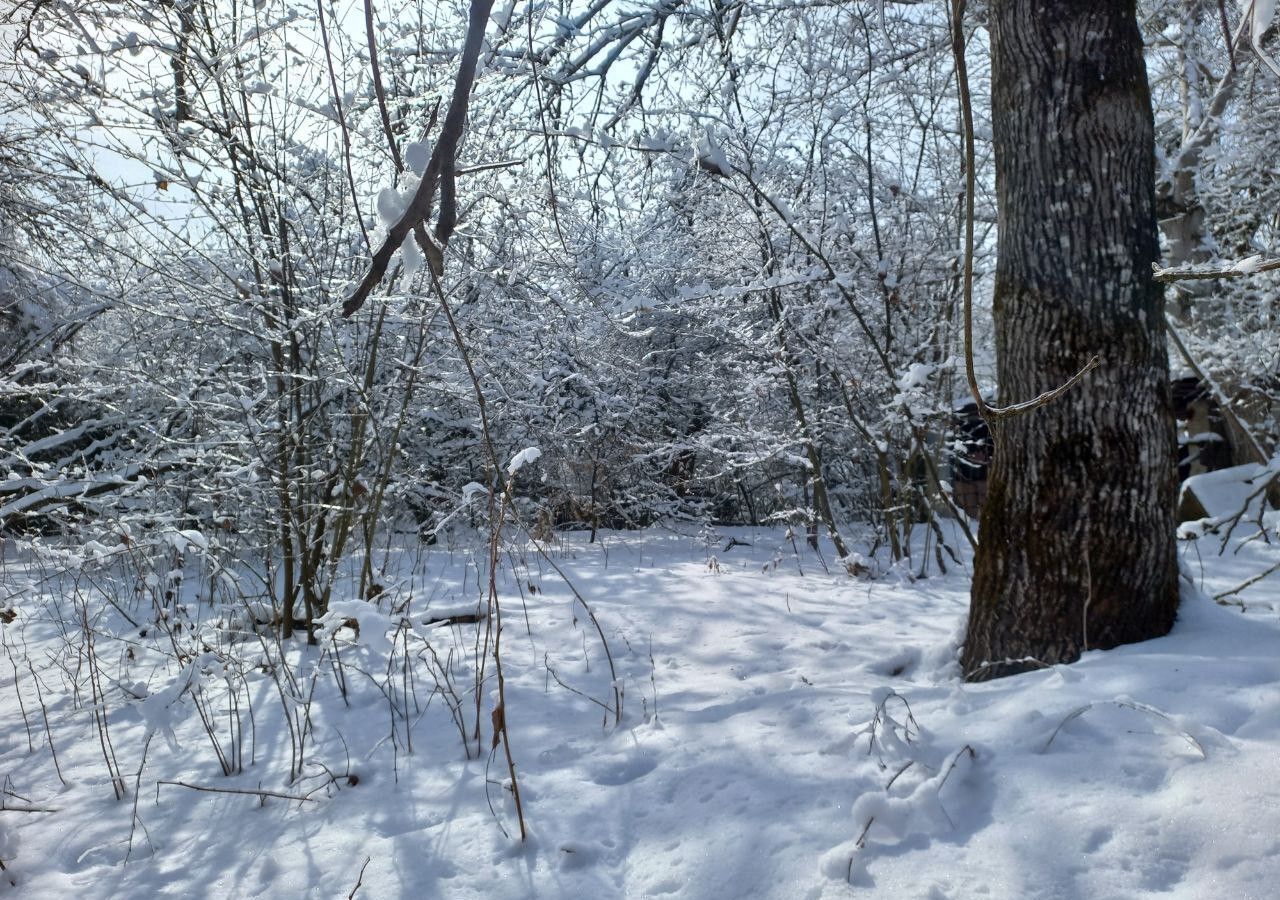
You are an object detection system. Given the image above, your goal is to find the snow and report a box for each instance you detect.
[1246,0,1280,76]
[2,526,1279,897]
[376,187,405,227]
[403,141,431,176]
[695,131,732,178]
[399,232,423,276]
[895,362,936,392]
[317,599,399,660]
[1232,253,1264,274]
[1249,0,1278,44]
[1181,462,1272,522]
[506,445,542,476]
[172,529,207,552]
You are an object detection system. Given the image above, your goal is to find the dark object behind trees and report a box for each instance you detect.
[962,0,1180,680]
[951,401,992,520]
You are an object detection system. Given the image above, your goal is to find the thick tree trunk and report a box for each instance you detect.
[962,0,1180,681]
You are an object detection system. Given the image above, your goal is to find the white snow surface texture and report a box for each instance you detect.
[2,524,1279,899]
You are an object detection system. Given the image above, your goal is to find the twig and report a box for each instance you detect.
[934,744,977,828]
[647,634,659,725]
[1214,558,1280,603]
[315,0,371,253]
[156,780,317,803]
[520,532,622,725]
[950,0,1099,423]
[883,760,914,792]
[544,653,614,716]
[527,5,571,255]
[81,600,127,800]
[344,0,497,315]
[27,661,67,785]
[347,855,372,899]
[0,803,59,813]
[363,0,405,174]
[963,655,1052,680]
[5,651,33,752]
[126,733,154,861]
[1041,700,1206,758]
[853,815,875,851]
[1215,468,1279,555]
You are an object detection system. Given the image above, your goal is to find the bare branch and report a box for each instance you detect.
[1153,257,1280,282]
[343,0,496,317]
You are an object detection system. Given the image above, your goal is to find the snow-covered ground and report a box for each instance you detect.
[1,519,1278,899]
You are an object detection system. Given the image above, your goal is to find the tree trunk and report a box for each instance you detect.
[963,0,1180,681]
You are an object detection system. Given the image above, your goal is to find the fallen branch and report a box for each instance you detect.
[1153,257,1280,282]
[0,459,183,524]
[422,612,486,627]
[156,780,317,803]
[1214,558,1280,603]
[0,803,59,813]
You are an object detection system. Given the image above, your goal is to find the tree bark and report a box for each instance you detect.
[962,0,1180,681]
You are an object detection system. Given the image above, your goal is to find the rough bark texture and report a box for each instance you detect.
[962,0,1180,681]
